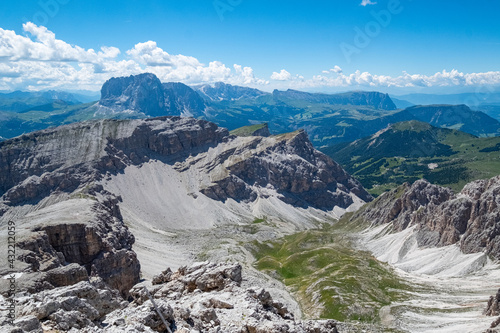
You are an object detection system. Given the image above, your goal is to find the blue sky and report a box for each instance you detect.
[0,0,499,93]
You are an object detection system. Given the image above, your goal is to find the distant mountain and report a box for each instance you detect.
[194,82,269,101]
[391,97,414,109]
[471,103,500,122]
[0,102,96,139]
[323,120,500,195]
[1,73,499,151]
[272,90,397,110]
[162,82,207,117]
[98,73,207,118]
[0,90,84,112]
[396,92,500,106]
[405,104,500,137]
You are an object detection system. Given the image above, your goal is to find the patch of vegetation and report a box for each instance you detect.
[230,123,268,137]
[323,121,500,194]
[252,217,267,224]
[248,223,412,323]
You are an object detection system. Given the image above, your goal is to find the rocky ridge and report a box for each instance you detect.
[193,82,269,101]
[2,262,338,333]
[486,289,500,331]
[0,116,370,212]
[350,177,500,258]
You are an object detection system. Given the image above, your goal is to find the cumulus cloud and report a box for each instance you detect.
[271,69,292,81]
[322,66,343,74]
[0,23,499,93]
[0,23,269,91]
[360,0,377,6]
[272,67,500,91]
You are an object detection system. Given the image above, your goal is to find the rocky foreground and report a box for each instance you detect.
[2,262,338,333]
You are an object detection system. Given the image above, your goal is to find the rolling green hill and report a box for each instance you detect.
[322,120,500,196]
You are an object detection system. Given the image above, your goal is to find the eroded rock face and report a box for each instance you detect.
[351,176,500,258]
[486,289,500,317]
[5,197,140,297]
[2,262,338,333]
[0,117,228,205]
[99,73,207,118]
[1,117,369,212]
[195,130,372,210]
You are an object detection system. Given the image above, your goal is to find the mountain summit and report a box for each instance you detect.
[98,73,207,118]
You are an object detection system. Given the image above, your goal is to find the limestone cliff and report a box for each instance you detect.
[350,176,500,258]
[0,116,370,211]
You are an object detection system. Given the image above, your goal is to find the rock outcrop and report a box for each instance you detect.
[184,129,372,210]
[98,73,207,118]
[351,176,500,258]
[485,290,500,331]
[485,289,500,317]
[0,117,227,205]
[0,196,140,297]
[1,262,338,333]
[0,116,369,211]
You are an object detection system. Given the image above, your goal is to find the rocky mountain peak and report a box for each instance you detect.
[351,176,500,258]
[98,73,206,118]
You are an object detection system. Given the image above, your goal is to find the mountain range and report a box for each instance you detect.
[324,120,500,195]
[1,73,500,147]
[1,115,499,332]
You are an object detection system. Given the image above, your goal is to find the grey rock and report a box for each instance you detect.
[486,289,500,316]
[12,316,42,332]
[350,176,500,258]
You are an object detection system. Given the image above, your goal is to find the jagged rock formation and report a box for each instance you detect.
[0,195,140,297]
[485,290,500,331]
[195,129,371,209]
[1,262,338,332]
[351,176,500,258]
[485,289,500,317]
[98,73,206,118]
[0,116,369,212]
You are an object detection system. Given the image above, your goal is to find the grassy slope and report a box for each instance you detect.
[229,123,268,136]
[0,102,97,139]
[323,121,500,196]
[248,219,411,325]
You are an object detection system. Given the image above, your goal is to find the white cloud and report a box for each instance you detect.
[272,68,500,91]
[360,0,377,6]
[0,23,499,93]
[0,23,270,91]
[271,69,292,81]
